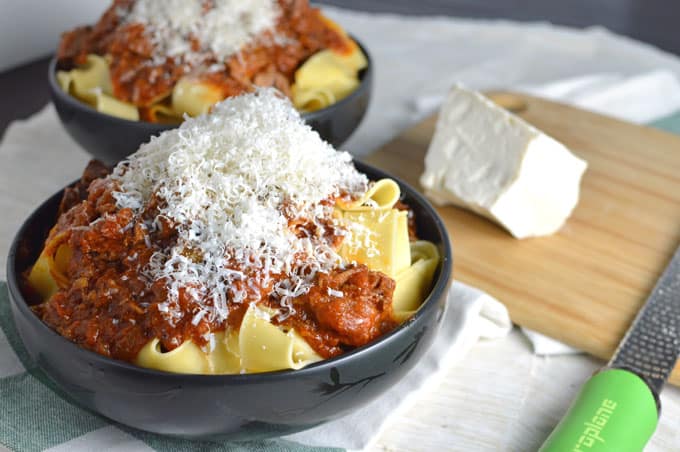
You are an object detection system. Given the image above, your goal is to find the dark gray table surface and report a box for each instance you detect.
[1,0,678,140]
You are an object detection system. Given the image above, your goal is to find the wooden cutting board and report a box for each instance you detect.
[363,92,680,385]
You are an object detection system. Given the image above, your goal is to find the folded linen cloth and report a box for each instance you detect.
[518,70,680,124]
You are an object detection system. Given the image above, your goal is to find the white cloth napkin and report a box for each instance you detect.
[0,0,108,73]
[319,7,680,156]
[518,70,680,124]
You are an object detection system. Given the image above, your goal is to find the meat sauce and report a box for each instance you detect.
[32,162,409,363]
[56,0,350,111]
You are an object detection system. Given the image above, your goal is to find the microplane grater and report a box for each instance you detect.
[540,244,680,452]
[608,244,680,398]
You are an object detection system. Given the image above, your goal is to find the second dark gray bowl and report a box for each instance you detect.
[48,39,373,164]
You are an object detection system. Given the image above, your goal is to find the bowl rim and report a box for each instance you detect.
[6,161,452,383]
[47,36,374,128]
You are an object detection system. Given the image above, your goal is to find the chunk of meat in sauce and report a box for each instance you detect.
[304,266,397,349]
[58,160,111,216]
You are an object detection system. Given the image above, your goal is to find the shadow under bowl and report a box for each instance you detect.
[47,39,373,165]
[6,162,451,440]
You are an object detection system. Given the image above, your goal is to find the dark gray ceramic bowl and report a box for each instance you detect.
[48,39,373,164]
[6,162,452,439]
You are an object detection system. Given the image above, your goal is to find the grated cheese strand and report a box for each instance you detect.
[111,88,367,326]
[124,0,280,65]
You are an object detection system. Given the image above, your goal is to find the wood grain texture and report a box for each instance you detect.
[363,92,680,385]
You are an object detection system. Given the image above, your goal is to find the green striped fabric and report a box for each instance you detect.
[650,111,680,135]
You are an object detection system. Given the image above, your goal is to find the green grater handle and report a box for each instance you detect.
[538,368,658,452]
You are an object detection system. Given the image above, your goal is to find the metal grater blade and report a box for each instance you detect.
[609,245,680,396]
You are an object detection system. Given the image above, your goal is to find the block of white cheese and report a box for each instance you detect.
[420,85,588,239]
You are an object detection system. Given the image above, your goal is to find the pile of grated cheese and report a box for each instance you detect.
[122,0,280,65]
[111,88,367,326]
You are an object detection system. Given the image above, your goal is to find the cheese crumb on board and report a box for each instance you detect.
[420,85,588,239]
